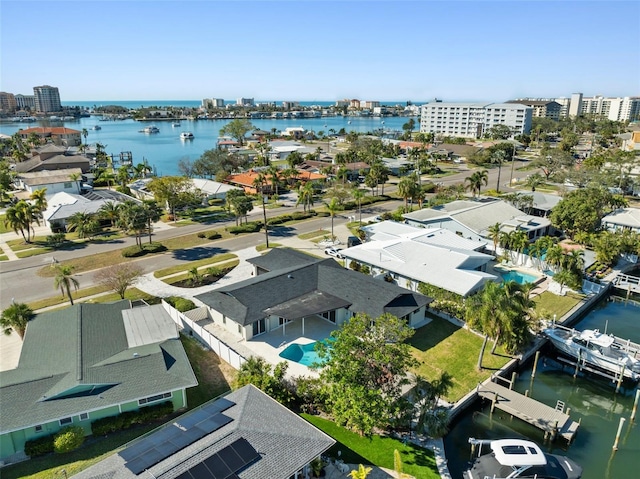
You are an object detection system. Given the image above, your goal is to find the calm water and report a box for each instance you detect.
[0,115,413,176]
[445,296,640,479]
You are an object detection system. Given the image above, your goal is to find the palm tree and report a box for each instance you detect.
[82,128,88,145]
[545,244,565,273]
[141,200,162,244]
[398,175,418,213]
[66,211,100,239]
[54,265,80,305]
[464,170,488,197]
[348,464,372,479]
[69,172,82,193]
[266,164,280,197]
[487,223,502,255]
[296,182,315,212]
[188,266,202,286]
[553,269,573,295]
[325,197,341,242]
[30,188,48,219]
[351,187,366,225]
[1,302,34,339]
[98,201,121,227]
[490,150,506,193]
[4,200,40,243]
[510,230,529,266]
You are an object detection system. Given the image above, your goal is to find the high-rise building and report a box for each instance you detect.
[507,99,562,120]
[0,92,17,113]
[567,93,640,121]
[33,85,61,113]
[236,97,254,107]
[420,102,532,139]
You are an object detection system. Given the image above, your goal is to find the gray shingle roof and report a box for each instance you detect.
[74,385,335,479]
[0,302,197,433]
[246,247,320,272]
[196,250,431,324]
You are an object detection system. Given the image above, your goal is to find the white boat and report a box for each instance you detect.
[91,125,101,131]
[140,126,159,134]
[172,121,181,127]
[543,324,640,381]
[465,438,582,479]
[180,132,194,140]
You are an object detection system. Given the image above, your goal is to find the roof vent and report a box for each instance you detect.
[287,274,293,279]
[133,353,139,357]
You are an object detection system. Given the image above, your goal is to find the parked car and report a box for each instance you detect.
[347,236,362,247]
[324,247,344,259]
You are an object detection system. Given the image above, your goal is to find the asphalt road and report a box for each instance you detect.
[0,200,402,308]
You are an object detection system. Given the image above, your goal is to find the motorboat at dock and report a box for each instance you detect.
[543,323,640,381]
[465,438,582,479]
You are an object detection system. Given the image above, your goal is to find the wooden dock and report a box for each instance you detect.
[612,273,640,294]
[477,378,580,442]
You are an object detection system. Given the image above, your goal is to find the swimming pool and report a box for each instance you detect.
[500,270,539,285]
[279,340,331,367]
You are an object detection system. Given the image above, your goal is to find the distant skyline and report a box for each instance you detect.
[2,1,639,102]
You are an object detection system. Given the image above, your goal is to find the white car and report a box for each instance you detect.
[324,247,344,259]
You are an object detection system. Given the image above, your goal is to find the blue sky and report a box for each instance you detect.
[1,1,638,102]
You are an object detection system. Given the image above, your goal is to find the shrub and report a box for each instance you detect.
[206,231,221,240]
[46,233,66,248]
[121,242,167,257]
[91,401,173,436]
[53,426,85,454]
[349,260,361,272]
[25,434,55,457]
[290,211,313,221]
[197,232,206,238]
[165,296,196,312]
[228,221,262,234]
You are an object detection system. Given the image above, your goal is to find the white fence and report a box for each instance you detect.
[161,300,247,370]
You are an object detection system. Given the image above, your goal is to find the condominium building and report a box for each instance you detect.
[202,98,224,109]
[0,92,17,113]
[282,101,300,110]
[362,100,380,109]
[420,102,532,138]
[236,97,254,107]
[33,85,61,113]
[15,94,35,111]
[568,93,640,121]
[507,99,562,120]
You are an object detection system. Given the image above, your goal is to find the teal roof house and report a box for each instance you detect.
[0,301,198,464]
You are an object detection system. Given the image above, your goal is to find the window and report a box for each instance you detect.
[79,412,89,421]
[35,425,43,432]
[138,392,171,406]
[59,417,72,426]
[253,318,266,336]
[321,311,336,323]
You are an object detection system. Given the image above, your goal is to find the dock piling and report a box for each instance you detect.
[531,351,540,379]
[613,417,626,450]
[631,389,640,422]
[615,365,625,394]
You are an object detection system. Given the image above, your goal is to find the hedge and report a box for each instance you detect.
[228,221,262,234]
[91,401,174,436]
[25,434,55,457]
[122,242,167,257]
[165,296,196,312]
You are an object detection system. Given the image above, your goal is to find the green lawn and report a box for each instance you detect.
[298,229,327,240]
[255,242,281,252]
[533,291,584,320]
[409,316,511,402]
[153,253,238,278]
[161,262,239,286]
[301,415,439,479]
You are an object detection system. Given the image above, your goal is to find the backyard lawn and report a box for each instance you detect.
[409,316,511,403]
[533,291,584,320]
[301,414,439,479]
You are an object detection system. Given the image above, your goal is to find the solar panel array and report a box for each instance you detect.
[119,397,235,475]
[175,438,260,479]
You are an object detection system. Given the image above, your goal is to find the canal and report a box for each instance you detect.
[444,295,640,479]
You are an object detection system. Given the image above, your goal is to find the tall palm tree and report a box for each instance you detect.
[66,211,100,239]
[98,201,121,227]
[487,223,502,255]
[30,188,48,219]
[490,150,506,193]
[266,165,280,197]
[69,172,82,193]
[4,200,39,243]
[466,281,508,370]
[1,302,34,339]
[296,182,314,212]
[54,265,80,305]
[325,197,341,241]
[545,244,565,272]
[510,230,529,266]
[351,187,366,225]
[141,200,162,244]
[82,128,88,145]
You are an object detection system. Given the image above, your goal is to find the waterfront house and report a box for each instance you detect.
[73,384,335,479]
[15,144,90,174]
[14,167,85,198]
[0,301,197,464]
[17,126,82,147]
[403,198,552,247]
[194,249,432,341]
[343,222,497,297]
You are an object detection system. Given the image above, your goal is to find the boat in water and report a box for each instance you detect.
[179,131,194,140]
[139,126,159,134]
[172,121,181,127]
[465,438,582,479]
[543,323,640,381]
[91,125,101,130]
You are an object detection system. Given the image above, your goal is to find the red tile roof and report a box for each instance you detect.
[19,127,81,135]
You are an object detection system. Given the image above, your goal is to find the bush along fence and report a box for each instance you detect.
[161,300,247,370]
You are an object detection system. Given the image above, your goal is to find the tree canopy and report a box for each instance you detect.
[219,119,255,146]
[549,186,616,238]
[317,312,416,436]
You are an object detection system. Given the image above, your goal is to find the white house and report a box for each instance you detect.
[601,207,640,233]
[15,168,83,197]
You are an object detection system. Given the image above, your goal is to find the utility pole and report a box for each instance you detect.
[261,190,269,248]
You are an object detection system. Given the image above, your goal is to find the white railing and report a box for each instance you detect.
[161,300,247,370]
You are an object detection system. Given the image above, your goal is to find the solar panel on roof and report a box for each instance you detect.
[120,412,232,475]
[177,438,260,479]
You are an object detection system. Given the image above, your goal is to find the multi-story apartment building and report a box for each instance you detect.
[15,94,35,111]
[335,99,350,107]
[362,101,380,109]
[236,97,254,107]
[507,99,562,120]
[202,98,225,109]
[33,85,61,113]
[0,92,17,113]
[282,101,300,110]
[568,93,640,121]
[420,102,532,139]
